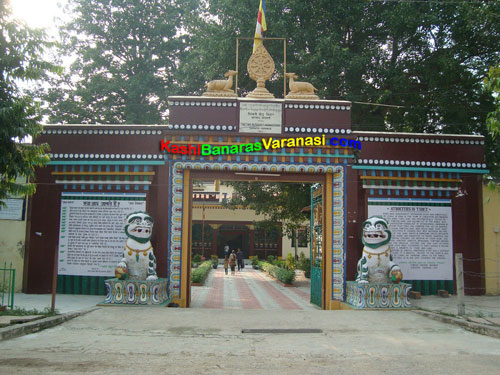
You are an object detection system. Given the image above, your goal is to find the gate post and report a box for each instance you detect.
[179,169,192,307]
[324,172,333,309]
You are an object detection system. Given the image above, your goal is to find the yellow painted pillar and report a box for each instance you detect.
[484,185,500,295]
[179,169,191,307]
[324,173,334,309]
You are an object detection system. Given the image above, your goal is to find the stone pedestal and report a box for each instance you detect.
[346,281,412,309]
[105,278,168,305]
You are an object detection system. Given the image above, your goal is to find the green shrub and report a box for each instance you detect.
[297,253,311,272]
[285,253,296,271]
[192,253,202,264]
[191,261,212,284]
[260,261,295,285]
[250,255,259,266]
[274,260,286,268]
[210,254,218,266]
[297,253,311,278]
[297,253,307,270]
[267,255,277,264]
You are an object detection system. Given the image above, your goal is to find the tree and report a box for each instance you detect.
[0,1,58,203]
[43,0,197,124]
[223,181,311,258]
[177,0,500,169]
[485,65,500,138]
[484,65,500,180]
[41,1,500,170]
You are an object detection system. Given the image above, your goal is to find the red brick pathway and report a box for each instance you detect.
[202,267,224,309]
[250,268,302,310]
[192,266,316,310]
[234,271,263,310]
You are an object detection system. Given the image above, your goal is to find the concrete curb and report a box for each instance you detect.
[0,307,99,342]
[413,310,500,339]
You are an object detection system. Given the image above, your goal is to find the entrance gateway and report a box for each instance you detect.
[24,56,487,309]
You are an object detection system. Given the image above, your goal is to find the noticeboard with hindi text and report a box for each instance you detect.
[239,102,282,134]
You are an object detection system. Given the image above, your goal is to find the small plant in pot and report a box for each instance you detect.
[192,253,202,268]
[251,255,259,269]
[297,253,311,278]
[210,254,218,269]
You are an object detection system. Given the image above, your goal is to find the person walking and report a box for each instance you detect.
[236,248,244,271]
[223,256,229,275]
[223,245,230,259]
[229,250,237,275]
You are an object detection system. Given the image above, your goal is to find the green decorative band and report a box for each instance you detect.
[368,201,451,207]
[238,152,354,158]
[61,193,146,201]
[61,196,146,201]
[49,161,165,166]
[353,165,488,174]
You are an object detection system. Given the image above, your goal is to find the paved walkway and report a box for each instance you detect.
[191,267,318,310]
[2,307,500,374]
[11,294,103,314]
[412,295,500,318]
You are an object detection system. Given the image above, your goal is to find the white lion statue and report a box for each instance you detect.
[355,216,403,284]
[115,211,158,281]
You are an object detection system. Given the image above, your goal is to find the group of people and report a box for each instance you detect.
[223,245,244,275]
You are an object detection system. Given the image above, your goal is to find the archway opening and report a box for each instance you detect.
[185,170,326,310]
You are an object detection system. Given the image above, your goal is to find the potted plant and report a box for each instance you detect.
[210,255,218,269]
[251,255,259,269]
[192,253,202,268]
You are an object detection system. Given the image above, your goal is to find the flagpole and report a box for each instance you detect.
[284,40,287,97]
[235,38,239,96]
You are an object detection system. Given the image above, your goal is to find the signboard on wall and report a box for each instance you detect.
[57,193,146,276]
[0,198,25,220]
[239,102,282,134]
[367,198,453,280]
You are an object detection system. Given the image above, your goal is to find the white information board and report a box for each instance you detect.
[57,193,146,276]
[368,198,453,280]
[239,102,282,134]
[0,198,25,220]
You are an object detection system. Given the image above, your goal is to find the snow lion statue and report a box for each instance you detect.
[115,211,158,281]
[355,216,403,284]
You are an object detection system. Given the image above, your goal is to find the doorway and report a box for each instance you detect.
[217,225,249,258]
[167,162,346,309]
[180,169,333,308]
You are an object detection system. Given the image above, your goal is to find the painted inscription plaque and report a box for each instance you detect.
[368,198,453,280]
[57,193,146,276]
[239,102,282,134]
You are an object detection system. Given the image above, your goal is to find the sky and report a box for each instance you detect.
[10,0,68,34]
[9,1,71,125]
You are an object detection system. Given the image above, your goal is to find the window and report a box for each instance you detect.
[291,227,309,248]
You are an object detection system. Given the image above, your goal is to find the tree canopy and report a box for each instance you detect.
[0,1,59,202]
[44,0,198,124]
[223,182,310,239]
[484,64,500,178]
[41,0,500,172]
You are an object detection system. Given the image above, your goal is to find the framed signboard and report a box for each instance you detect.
[368,198,453,280]
[239,102,282,134]
[0,198,25,221]
[57,193,146,276]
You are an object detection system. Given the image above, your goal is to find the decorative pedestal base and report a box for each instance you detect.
[105,278,168,305]
[346,281,412,309]
[202,91,237,97]
[285,93,319,100]
[246,86,274,99]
